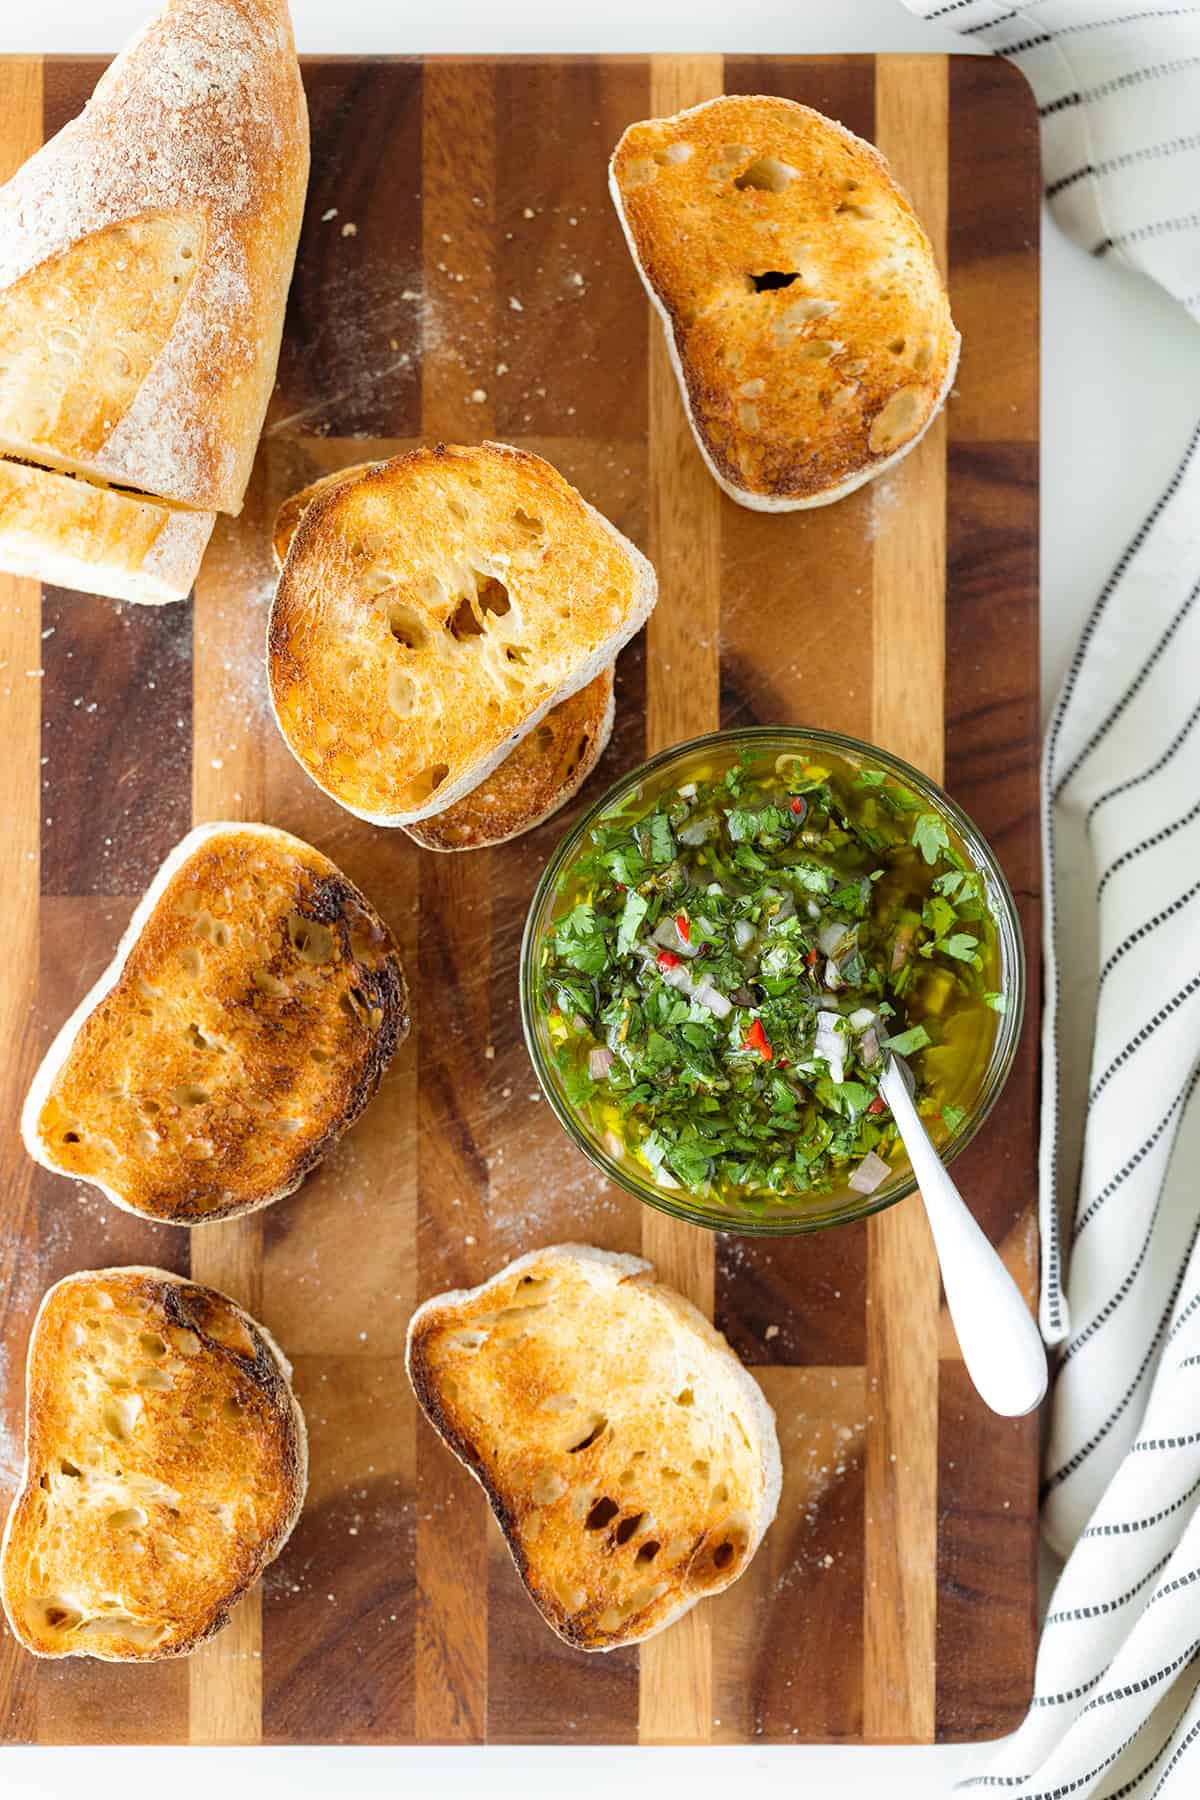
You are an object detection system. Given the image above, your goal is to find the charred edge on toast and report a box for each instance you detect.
[6,1270,306,1661]
[166,867,409,1223]
[407,1309,678,1652]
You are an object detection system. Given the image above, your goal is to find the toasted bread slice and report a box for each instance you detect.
[271,460,379,570]
[610,95,960,510]
[0,457,214,604]
[22,822,409,1224]
[407,1244,781,1650]
[272,464,618,851]
[406,667,615,851]
[1,1267,306,1661]
[0,0,309,516]
[268,443,656,825]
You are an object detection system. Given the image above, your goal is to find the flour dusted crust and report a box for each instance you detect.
[407,1244,781,1650]
[1,1267,306,1661]
[268,443,656,827]
[0,0,309,516]
[610,95,959,510]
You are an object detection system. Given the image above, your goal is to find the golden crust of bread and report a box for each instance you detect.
[406,667,615,851]
[0,457,214,604]
[273,463,619,850]
[610,94,959,509]
[267,443,656,826]
[23,823,409,1224]
[407,1244,781,1651]
[0,1267,306,1662]
[0,0,309,514]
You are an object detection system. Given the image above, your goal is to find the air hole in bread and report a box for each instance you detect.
[167,1327,201,1357]
[531,1466,567,1506]
[170,1084,208,1109]
[734,156,795,194]
[567,1415,607,1453]
[554,1575,587,1614]
[179,946,202,976]
[533,724,555,753]
[108,1505,147,1531]
[287,912,334,965]
[711,1482,730,1504]
[38,1600,83,1632]
[388,602,428,651]
[835,201,875,219]
[449,596,484,640]
[889,337,906,355]
[388,668,418,718]
[614,1511,645,1545]
[512,507,546,537]
[505,645,530,665]
[138,1332,167,1358]
[133,1365,173,1392]
[401,763,450,807]
[661,1466,681,1481]
[585,1495,619,1531]
[448,1328,489,1352]
[636,1539,661,1564]
[59,1460,82,1478]
[676,1388,694,1407]
[799,339,836,361]
[751,270,801,293]
[654,141,692,166]
[102,1394,141,1443]
[868,385,924,454]
[62,1129,81,1144]
[310,1046,329,1064]
[713,1541,736,1570]
[252,966,290,998]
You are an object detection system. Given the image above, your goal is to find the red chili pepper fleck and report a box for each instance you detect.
[867,1096,886,1115]
[675,912,691,944]
[744,1018,773,1061]
[657,950,681,971]
[806,948,819,967]
[790,796,807,819]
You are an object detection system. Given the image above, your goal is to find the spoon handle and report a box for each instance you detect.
[880,1061,1047,1419]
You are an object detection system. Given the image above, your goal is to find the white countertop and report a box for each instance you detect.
[6,1,1200,1796]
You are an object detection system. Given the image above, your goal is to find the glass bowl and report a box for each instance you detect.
[519,726,1026,1236]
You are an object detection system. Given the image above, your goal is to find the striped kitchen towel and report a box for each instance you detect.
[899,4,1200,1797]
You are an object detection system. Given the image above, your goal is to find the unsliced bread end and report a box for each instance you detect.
[0,457,214,602]
[407,1243,781,1650]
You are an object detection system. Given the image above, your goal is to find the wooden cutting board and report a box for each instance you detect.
[0,52,1041,1746]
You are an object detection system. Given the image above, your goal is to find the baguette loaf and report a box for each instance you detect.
[0,459,214,604]
[1,1267,305,1661]
[0,0,308,580]
[610,94,959,510]
[22,822,409,1224]
[273,463,618,850]
[407,1244,781,1650]
[268,443,656,826]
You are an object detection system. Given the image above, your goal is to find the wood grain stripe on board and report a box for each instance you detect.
[0,55,44,1747]
[414,59,495,1745]
[638,51,724,1749]
[863,55,948,1745]
[185,454,273,1751]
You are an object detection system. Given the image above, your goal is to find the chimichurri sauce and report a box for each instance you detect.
[535,746,1007,1209]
